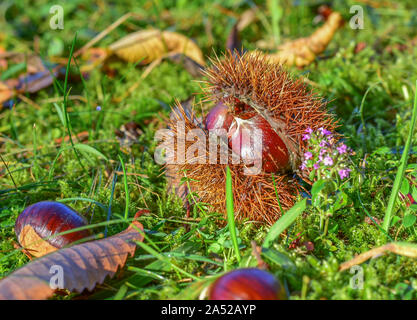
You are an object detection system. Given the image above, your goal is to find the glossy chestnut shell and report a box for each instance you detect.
[15,201,91,257]
[205,101,290,173]
[209,268,286,300]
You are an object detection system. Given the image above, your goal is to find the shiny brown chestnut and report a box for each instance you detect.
[205,101,290,173]
[209,268,287,300]
[15,201,91,257]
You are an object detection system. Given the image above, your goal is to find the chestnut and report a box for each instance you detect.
[15,201,91,257]
[205,101,290,173]
[209,268,286,300]
[205,102,234,132]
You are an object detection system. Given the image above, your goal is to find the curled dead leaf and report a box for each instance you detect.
[258,12,343,67]
[0,212,146,300]
[108,29,205,66]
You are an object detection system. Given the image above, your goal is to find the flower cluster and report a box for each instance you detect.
[300,127,354,181]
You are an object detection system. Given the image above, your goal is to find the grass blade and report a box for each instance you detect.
[226,166,241,263]
[263,198,307,248]
[74,144,108,161]
[268,0,283,46]
[382,81,417,232]
[118,153,130,220]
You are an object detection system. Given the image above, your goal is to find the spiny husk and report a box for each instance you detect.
[166,52,337,224]
[167,102,300,225]
[203,51,337,171]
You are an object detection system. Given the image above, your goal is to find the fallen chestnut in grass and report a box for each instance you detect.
[209,268,286,300]
[15,201,91,258]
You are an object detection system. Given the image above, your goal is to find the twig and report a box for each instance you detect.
[74,12,133,58]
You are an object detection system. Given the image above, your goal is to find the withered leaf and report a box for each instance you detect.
[0,52,46,74]
[167,53,205,77]
[0,214,145,300]
[15,70,58,94]
[0,81,13,107]
[261,12,343,67]
[226,23,242,55]
[108,29,205,66]
[115,121,144,149]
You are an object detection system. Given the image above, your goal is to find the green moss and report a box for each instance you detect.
[1,0,417,300]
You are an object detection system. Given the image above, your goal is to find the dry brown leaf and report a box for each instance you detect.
[226,23,242,54]
[0,212,145,300]
[0,51,62,107]
[237,8,259,32]
[15,70,58,94]
[339,242,417,271]
[0,82,13,106]
[108,29,205,66]
[0,47,7,71]
[167,53,205,77]
[262,12,343,67]
[0,52,46,74]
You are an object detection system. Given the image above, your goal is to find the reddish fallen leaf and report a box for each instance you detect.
[364,215,382,225]
[354,42,367,54]
[54,131,89,145]
[385,37,417,54]
[317,5,334,20]
[0,211,145,300]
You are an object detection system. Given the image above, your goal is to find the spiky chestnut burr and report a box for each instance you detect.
[15,201,91,257]
[166,51,337,224]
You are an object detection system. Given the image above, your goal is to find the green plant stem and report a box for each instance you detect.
[382,81,417,232]
[323,217,330,236]
[63,33,87,174]
[118,153,130,220]
[271,173,284,214]
[226,166,241,263]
